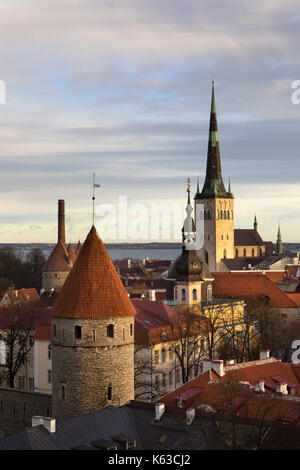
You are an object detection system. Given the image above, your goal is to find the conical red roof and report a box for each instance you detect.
[42,239,71,272]
[52,226,136,319]
[74,240,81,258]
[67,243,75,266]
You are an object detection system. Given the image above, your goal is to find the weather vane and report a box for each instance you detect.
[92,172,100,226]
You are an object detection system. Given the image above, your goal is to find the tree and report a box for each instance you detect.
[0,305,36,388]
[134,344,164,400]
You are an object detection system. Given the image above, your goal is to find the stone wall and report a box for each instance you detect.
[51,315,135,420]
[0,387,52,438]
[42,271,69,292]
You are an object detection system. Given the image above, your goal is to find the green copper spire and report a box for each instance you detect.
[196,80,232,200]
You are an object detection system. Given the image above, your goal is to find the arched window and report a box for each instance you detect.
[235,248,238,258]
[221,235,223,240]
[220,211,223,219]
[207,284,212,300]
[174,286,178,299]
[252,248,255,256]
[223,249,227,259]
[181,289,186,301]
[259,248,262,256]
[243,248,246,257]
[192,289,197,300]
[227,210,230,219]
[223,210,226,219]
[130,323,133,336]
[227,234,229,240]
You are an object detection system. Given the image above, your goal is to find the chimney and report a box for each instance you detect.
[276,382,288,395]
[155,403,165,421]
[58,199,66,245]
[186,408,195,425]
[32,416,56,433]
[226,359,235,365]
[260,349,270,360]
[202,359,225,377]
[149,290,156,301]
[255,379,265,392]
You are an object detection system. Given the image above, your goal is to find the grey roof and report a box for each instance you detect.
[0,401,220,450]
[234,229,264,247]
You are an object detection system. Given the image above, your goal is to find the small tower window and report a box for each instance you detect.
[205,251,209,265]
[107,324,114,338]
[192,289,197,300]
[92,329,96,342]
[75,326,82,339]
[62,385,66,400]
[181,289,186,301]
[108,385,112,401]
[130,323,133,336]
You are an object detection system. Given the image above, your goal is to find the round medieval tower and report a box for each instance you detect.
[51,225,136,420]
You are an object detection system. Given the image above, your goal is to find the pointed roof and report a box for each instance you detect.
[67,243,76,266]
[42,239,71,272]
[75,240,81,258]
[195,81,232,200]
[52,226,136,319]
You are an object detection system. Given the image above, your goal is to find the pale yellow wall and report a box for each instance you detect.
[34,339,52,394]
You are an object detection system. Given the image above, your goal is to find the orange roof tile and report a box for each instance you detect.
[42,239,71,272]
[52,226,136,319]
[212,272,298,308]
[286,293,300,306]
[265,271,285,282]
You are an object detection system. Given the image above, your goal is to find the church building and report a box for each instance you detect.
[194,82,274,272]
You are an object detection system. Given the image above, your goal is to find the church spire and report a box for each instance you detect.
[254,214,258,231]
[277,224,282,254]
[196,80,231,200]
[182,178,196,248]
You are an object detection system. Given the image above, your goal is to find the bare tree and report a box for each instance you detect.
[0,306,36,388]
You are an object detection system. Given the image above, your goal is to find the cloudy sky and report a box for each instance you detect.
[0,0,300,243]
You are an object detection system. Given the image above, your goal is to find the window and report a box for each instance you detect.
[48,345,51,360]
[181,289,186,301]
[192,289,197,300]
[161,348,166,363]
[62,385,66,400]
[235,248,238,258]
[122,328,125,340]
[223,249,227,259]
[243,248,246,257]
[162,373,166,388]
[47,370,52,384]
[252,248,255,256]
[259,248,262,256]
[223,210,226,219]
[227,234,229,240]
[154,350,159,365]
[92,330,96,342]
[169,371,173,386]
[29,378,34,390]
[205,251,209,265]
[75,325,82,339]
[130,323,133,336]
[227,210,230,219]
[107,324,114,338]
[108,385,112,401]
[221,235,223,240]
[207,235,210,240]
[53,324,56,337]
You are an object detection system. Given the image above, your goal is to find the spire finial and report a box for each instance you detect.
[187,177,191,204]
[92,172,100,226]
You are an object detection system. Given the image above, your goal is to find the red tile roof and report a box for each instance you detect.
[42,239,71,272]
[212,272,298,308]
[264,271,285,282]
[286,293,300,306]
[1,288,39,304]
[52,226,136,319]
[159,358,300,421]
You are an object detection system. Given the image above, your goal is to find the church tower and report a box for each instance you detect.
[276,224,283,254]
[51,225,136,420]
[195,81,234,271]
[165,179,214,306]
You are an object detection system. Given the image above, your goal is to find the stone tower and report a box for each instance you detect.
[165,180,214,306]
[42,200,72,292]
[51,225,136,420]
[195,81,234,271]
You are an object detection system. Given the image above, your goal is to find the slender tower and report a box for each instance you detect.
[276,224,283,254]
[254,214,258,231]
[195,81,234,271]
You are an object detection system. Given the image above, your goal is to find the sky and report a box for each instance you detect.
[0,0,300,243]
